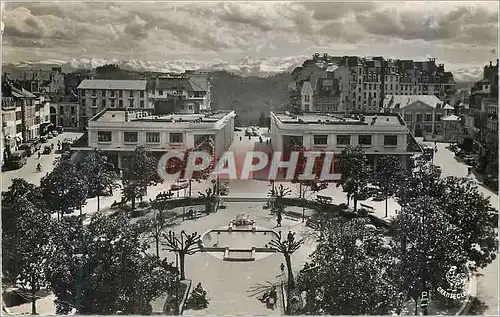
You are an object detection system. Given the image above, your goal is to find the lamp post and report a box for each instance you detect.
[175,253,180,315]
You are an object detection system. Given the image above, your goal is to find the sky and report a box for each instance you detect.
[1,1,498,69]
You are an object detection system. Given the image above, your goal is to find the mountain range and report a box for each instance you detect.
[2,56,485,83]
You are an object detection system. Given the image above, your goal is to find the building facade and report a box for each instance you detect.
[76,109,235,169]
[269,111,421,170]
[147,72,211,114]
[289,54,456,114]
[383,95,454,140]
[77,79,151,127]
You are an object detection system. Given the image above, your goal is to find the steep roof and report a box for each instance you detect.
[77,79,147,90]
[149,77,209,92]
[383,95,453,110]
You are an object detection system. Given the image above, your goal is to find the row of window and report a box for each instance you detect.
[312,135,398,146]
[88,90,145,98]
[82,99,145,108]
[97,131,183,144]
[404,113,442,122]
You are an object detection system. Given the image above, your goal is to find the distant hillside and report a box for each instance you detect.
[210,71,290,125]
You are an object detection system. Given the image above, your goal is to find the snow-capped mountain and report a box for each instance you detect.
[3,56,484,82]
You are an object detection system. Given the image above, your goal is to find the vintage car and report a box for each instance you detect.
[43,145,52,154]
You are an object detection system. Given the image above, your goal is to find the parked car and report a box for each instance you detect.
[29,138,41,151]
[43,145,52,154]
[372,192,386,201]
[40,136,48,143]
[7,151,27,168]
[18,143,35,156]
[56,126,64,134]
[171,179,189,191]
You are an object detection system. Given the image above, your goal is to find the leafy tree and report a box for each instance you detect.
[373,155,404,217]
[337,145,370,211]
[139,210,177,258]
[297,218,398,315]
[162,230,202,280]
[41,156,88,220]
[4,196,55,314]
[435,177,498,271]
[122,146,163,209]
[79,149,119,212]
[46,213,175,314]
[391,196,468,312]
[396,158,442,207]
[269,231,303,314]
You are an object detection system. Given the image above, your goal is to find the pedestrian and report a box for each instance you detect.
[240,136,242,141]
[467,167,472,176]
[276,213,282,227]
[280,263,285,273]
[287,231,295,243]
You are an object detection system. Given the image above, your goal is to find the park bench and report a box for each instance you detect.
[359,203,375,212]
[316,195,333,205]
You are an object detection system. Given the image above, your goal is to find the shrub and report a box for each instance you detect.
[138,201,150,208]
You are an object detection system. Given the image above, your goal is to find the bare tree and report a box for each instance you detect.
[162,230,202,280]
[140,210,176,258]
[269,231,304,315]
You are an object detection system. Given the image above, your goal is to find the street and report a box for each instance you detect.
[1,132,83,190]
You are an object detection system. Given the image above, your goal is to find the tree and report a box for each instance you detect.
[122,146,163,209]
[139,210,177,258]
[373,155,404,217]
[435,177,498,271]
[396,158,442,207]
[337,145,370,211]
[46,213,175,314]
[41,156,88,220]
[268,184,292,217]
[198,188,217,214]
[391,196,468,312]
[162,230,202,280]
[269,231,303,314]
[297,218,398,315]
[5,196,55,314]
[79,149,119,212]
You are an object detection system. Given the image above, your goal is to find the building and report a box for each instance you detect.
[74,109,235,169]
[8,67,65,96]
[269,111,421,170]
[147,72,211,114]
[484,98,498,142]
[383,95,454,140]
[77,79,151,128]
[2,96,18,162]
[289,54,456,114]
[1,81,38,142]
[51,90,80,129]
[470,60,498,110]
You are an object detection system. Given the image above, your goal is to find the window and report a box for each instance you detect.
[71,106,75,114]
[314,135,328,145]
[97,131,112,142]
[81,98,86,106]
[188,104,193,110]
[92,99,97,107]
[119,100,123,107]
[119,90,123,97]
[424,125,432,133]
[358,135,372,146]
[129,99,134,107]
[304,95,310,102]
[159,90,163,95]
[405,113,413,122]
[170,133,183,144]
[436,114,442,121]
[111,100,115,108]
[16,123,22,133]
[102,100,106,108]
[337,135,350,145]
[384,135,398,146]
[416,113,422,122]
[140,91,144,98]
[140,100,144,108]
[123,132,138,143]
[92,89,96,96]
[305,104,309,112]
[146,132,160,143]
[425,113,432,122]
[110,90,115,97]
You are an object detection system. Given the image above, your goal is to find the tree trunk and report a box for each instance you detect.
[179,253,186,280]
[385,196,388,218]
[97,193,100,212]
[155,236,159,259]
[284,253,294,315]
[131,197,136,210]
[31,296,37,315]
[353,195,358,212]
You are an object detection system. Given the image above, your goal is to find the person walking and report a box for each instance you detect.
[276,212,282,227]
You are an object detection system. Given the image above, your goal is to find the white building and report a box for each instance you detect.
[77,80,151,128]
[383,95,454,140]
[269,111,421,169]
[75,109,235,169]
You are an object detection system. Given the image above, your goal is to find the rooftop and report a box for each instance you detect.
[272,112,404,126]
[77,79,147,90]
[92,109,232,124]
[441,115,460,122]
[383,95,453,110]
